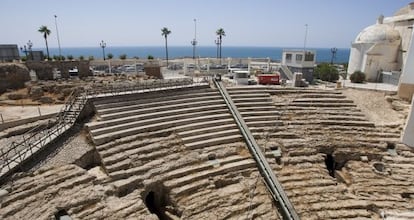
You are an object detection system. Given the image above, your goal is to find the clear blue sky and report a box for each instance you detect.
[2,0,413,48]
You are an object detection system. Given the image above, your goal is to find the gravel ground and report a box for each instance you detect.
[30,124,94,171]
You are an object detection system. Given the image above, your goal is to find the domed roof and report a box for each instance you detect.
[355,23,400,44]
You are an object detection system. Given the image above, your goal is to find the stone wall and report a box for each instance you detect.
[0,63,30,94]
[26,61,92,79]
[144,62,163,79]
[25,61,53,80]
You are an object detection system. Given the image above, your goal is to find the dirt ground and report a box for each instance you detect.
[341,88,409,127]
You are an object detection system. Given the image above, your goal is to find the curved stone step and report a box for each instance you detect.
[179,124,238,138]
[232,97,272,103]
[89,104,228,130]
[90,109,230,137]
[165,159,256,189]
[240,111,280,117]
[174,118,236,133]
[229,93,270,98]
[235,102,275,107]
[94,88,216,109]
[98,98,225,119]
[92,113,232,145]
[182,129,241,144]
[185,134,243,149]
[292,98,354,103]
[275,102,357,108]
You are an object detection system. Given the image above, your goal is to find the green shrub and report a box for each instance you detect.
[314,63,339,82]
[350,71,365,83]
[119,54,127,60]
[147,55,154,60]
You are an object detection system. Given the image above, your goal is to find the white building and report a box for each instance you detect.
[281,50,316,82]
[348,3,414,147]
[348,3,414,86]
[348,15,401,82]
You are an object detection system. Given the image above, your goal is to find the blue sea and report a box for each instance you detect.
[35,46,350,63]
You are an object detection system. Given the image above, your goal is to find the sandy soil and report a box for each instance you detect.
[341,88,408,126]
[0,105,63,122]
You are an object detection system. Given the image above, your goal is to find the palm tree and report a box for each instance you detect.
[161,27,171,66]
[216,28,226,62]
[38,25,51,60]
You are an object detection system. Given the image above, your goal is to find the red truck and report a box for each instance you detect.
[257,74,280,85]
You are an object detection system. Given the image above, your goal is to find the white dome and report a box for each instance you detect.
[355,23,400,44]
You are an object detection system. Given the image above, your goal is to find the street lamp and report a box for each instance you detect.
[20,40,33,60]
[191,19,197,60]
[27,40,33,60]
[100,40,106,60]
[54,15,62,60]
[330,47,337,65]
[20,45,28,58]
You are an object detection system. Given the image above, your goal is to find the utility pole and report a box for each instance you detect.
[54,15,62,60]
[304,24,308,52]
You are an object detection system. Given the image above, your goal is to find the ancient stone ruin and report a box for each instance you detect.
[0,81,413,219]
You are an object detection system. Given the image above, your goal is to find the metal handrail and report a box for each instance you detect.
[214,79,299,220]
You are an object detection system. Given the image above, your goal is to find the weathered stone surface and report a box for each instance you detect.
[2,86,414,219]
[28,86,44,100]
[39,96,54,104]
[0,63,30,94]
[7,93,27,100]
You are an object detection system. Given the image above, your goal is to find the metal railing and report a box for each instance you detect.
[281,65,294,80]
[0,79,205,178]
[214,79,299,220]
[86,78,197,97]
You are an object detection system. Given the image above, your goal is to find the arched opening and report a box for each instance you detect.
[325,154,336,177]
[142,183,181,219]
[387,142,397,155]
[145,191,159,216]
[54,209,72,220]
[144,191,176,220]
[387,142,396,150]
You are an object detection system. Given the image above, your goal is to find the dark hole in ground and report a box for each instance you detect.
[145,191,171,220]
[387,142,396,150]
[324,153,346,178]
[54,209,72,220]
[145,191,158,215]
[208,153,216,160]
[373,162,386,172]
[325,154,336,177]
[143,185,182,220]
[386,142,398,155]
[401,192,413,199]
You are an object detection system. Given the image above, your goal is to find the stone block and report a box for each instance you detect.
[29,86,44,100]
[39,96,54,104]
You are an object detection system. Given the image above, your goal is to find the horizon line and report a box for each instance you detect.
[32,45,351,49]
